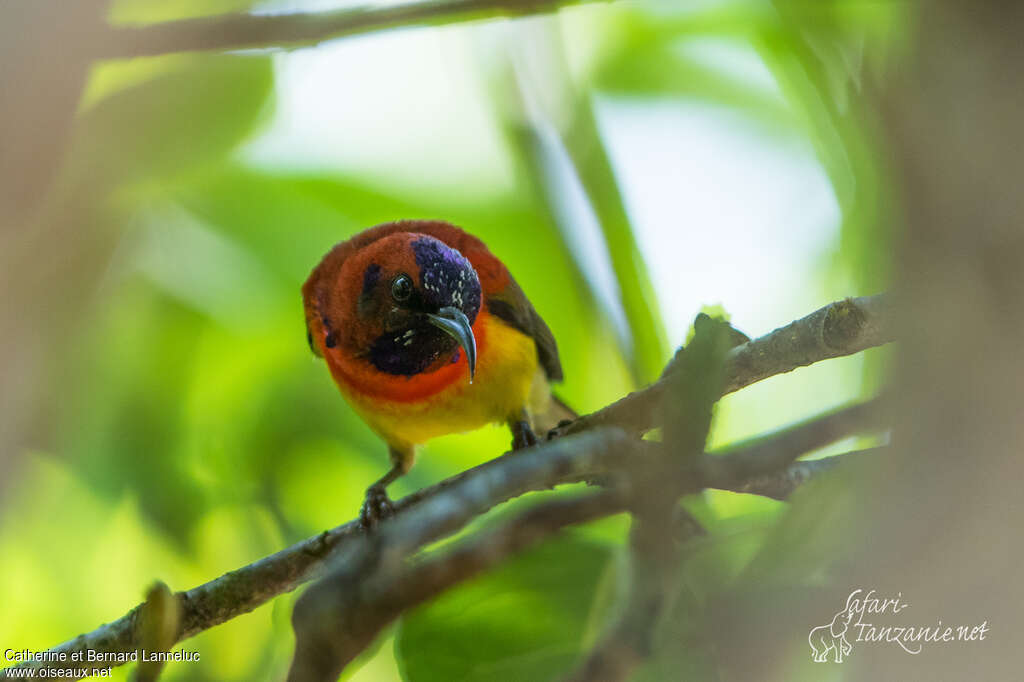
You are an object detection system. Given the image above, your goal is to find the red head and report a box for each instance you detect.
[304,223,487,381]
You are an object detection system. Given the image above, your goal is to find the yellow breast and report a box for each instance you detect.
[339,314,547,450]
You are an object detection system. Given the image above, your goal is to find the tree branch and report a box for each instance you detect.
[0,428,633,678]
[288,489,628,682]
[699,394,888,488]
[715,447,888,501]
[568,357,887,682]
[287,428,640,681]
[101,0,606,59]
[552,294,894,439]
[0,298,893,680]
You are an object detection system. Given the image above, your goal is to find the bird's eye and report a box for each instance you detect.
[391,274,413,302]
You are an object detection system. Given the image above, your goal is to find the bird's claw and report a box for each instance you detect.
[510,420,538,450]
[546,419,575,441]
[359,485,395,530]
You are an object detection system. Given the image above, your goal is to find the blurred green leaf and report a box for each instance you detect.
[487,25,671,385]
[109,0,258,24]
[395,534,613,682]
[632,514,775,681]
[68,55,272,190]
[756,2,900,395]
[82,55,199,110]
[595,45,797,132]
[563,95,670,384]
[58,287,213,541]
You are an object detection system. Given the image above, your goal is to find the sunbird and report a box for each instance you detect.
[302,220,571,524]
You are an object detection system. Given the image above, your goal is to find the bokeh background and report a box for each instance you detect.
[1,1,903,680]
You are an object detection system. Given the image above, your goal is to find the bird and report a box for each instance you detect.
[302,220,572,526]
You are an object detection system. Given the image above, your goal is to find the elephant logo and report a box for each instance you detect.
[808,592,858,663]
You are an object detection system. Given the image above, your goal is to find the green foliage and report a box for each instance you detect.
[592,7,797,132]
[0,0,898,680]
[395,534,614,682]
[68,55,273,190]
[563,95,671,384]
[633,515,777,682]
[109,0,259,24]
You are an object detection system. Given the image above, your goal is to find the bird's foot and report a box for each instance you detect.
[546,418,575,441]
[510,420,538,450]
[359,485,395,530]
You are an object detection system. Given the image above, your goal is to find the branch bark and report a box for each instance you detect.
[288,490,628,682]
[287,429,639,681]
[715,447,887,501]
[699,395,888,488]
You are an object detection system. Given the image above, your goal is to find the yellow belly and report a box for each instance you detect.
[340,314,547,450]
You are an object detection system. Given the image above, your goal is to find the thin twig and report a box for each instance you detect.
[716,447,888,500]
[101,0,606,58]
[552,294,894,438]
[699,395,888,487]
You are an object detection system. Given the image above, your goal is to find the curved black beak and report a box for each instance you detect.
[427,306,477,383]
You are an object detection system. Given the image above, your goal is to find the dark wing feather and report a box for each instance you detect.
[486,277,563,382]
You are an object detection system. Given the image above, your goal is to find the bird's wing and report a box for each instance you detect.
[485,277,563,382]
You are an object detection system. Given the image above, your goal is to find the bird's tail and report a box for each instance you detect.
[533,393,578,437]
